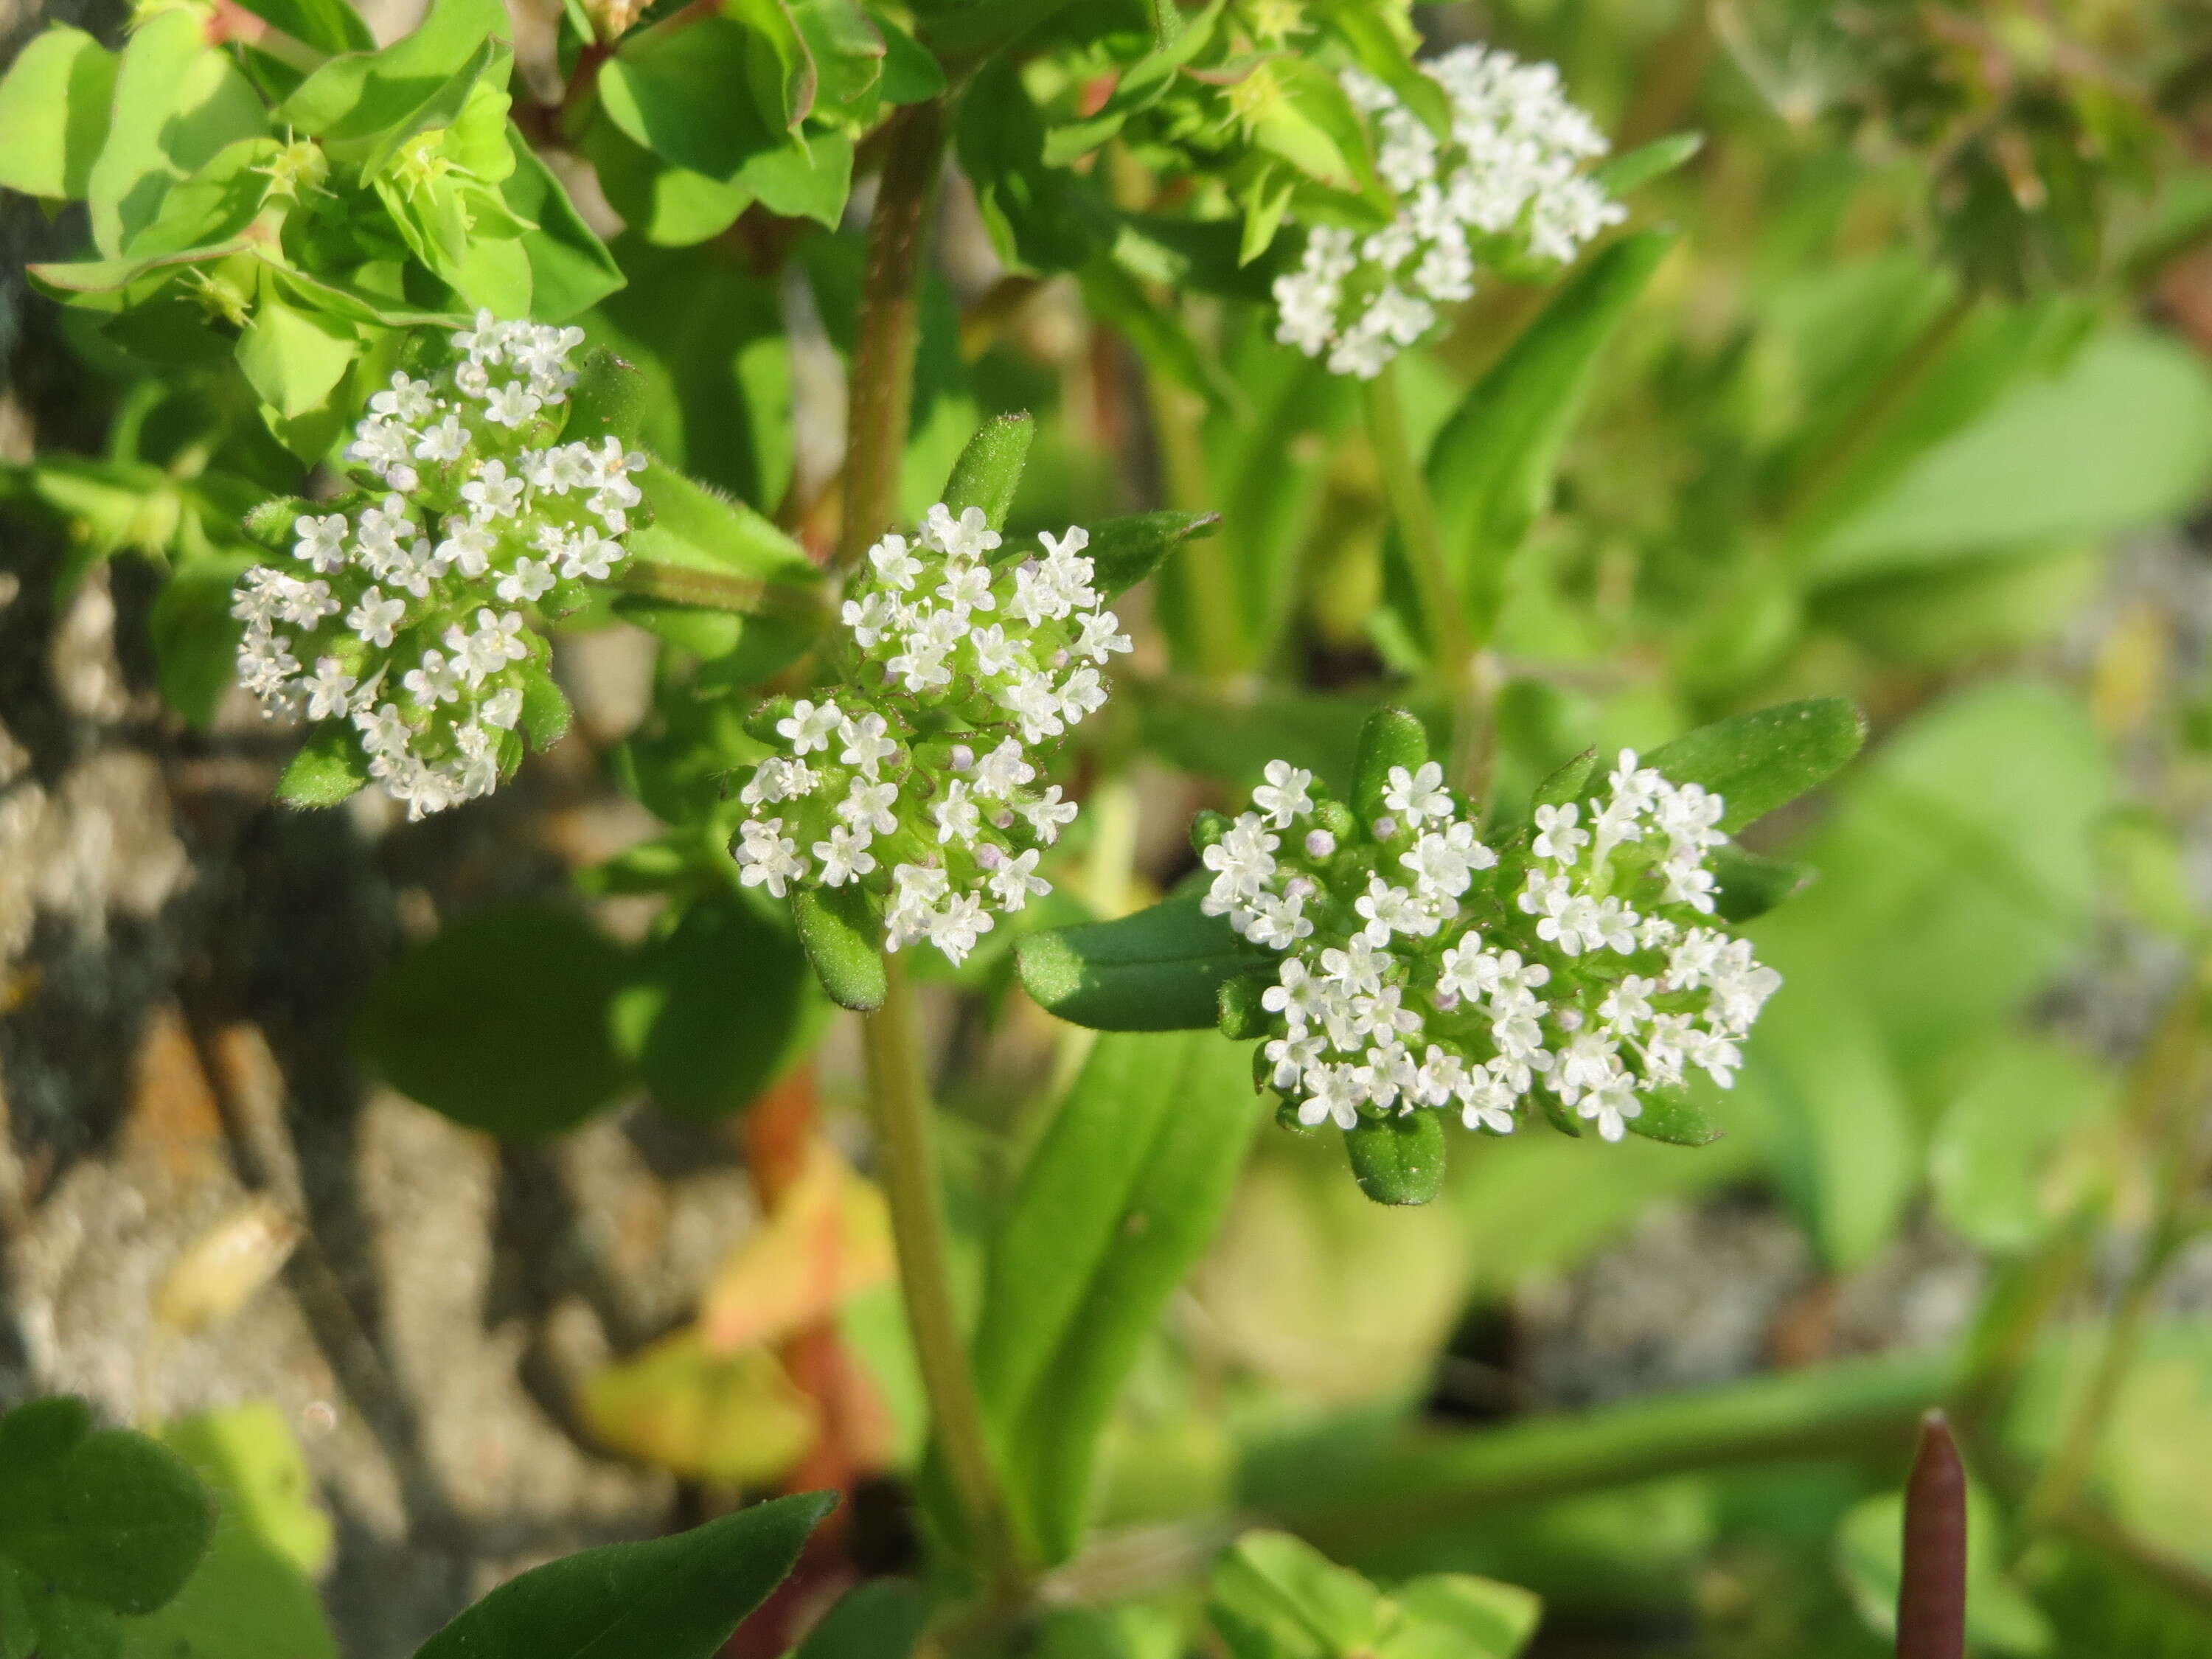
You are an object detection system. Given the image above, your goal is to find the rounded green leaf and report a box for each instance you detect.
[276,725,370,807]
[0,1411,215,1616]
[355,904,636,1136]
[1343,1110,1446,1206]
[792,883,887,1012]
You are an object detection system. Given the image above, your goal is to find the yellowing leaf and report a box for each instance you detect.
[700,1139,892,1354]
[153,1197,300,1337]
[580,1331,817,1486]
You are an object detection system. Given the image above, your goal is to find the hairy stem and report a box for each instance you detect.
[1364,362,1481,789]
[836,100,949,574]
[620,558,829,621]
[862,953,1030,1607]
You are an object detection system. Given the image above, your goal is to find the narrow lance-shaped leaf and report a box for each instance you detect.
[1084,509,1222,602]
[1642,698,1866,832]
[939,411,1033,531]
[1425,231,1672,637]
[1017,888,1256,1032]
[967,1030,1265,1562]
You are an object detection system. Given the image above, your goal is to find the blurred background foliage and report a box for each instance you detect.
[9,0,2212,1654]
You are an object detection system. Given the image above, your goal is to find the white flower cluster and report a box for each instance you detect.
[1206,751,1780,1142]
[1272,46,1626,378]
[731,504,1130,966]
[231,313,645,818]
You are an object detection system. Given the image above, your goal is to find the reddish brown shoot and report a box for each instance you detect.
[1897,1408,1968,1659]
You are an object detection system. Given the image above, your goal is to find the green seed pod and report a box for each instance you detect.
[1344,1110,1447,1206]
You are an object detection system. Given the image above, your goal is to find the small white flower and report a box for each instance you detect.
[838,712,900,774]
[295,513,349,573]
[987,848,1051,911]
[347,587,406,648]
[1021,785,1079,844]
[1253,761,1315,828]
[1383,762,1452,825]
[813,825,877,886]
[776,698,844,756]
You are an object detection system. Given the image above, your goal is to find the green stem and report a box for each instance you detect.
[836,99,949,574]
[1144,369,1244,682]
[863,953,1031,1608]
[1267,1348,1948,1556]
[1364,363,1481,790]
[619,558,827,621]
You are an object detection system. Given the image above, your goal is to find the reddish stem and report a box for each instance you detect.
[1898,1409,1969,1659]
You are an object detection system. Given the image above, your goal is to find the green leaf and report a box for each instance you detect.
[869,7,945,102]
[792,1579,927,1659]
[1211,1531,1385,1659]
[150,552,255,731]
[1424,232,1672,636]
[85,10,268,259]
[612,893,824,1121]
[587,240,792,504]
[519,664,574,751]
[0,1399,216,1617]
[0,27,118,201]
[565,348,650,449]
[231,0,376,57]
[500,130,625,321]
[1352,706,1430,824]
[1624,1091,1725,1148]
[1343,1110,1447,1206]
[1590,131,1702,196]
[940,412,1034,532]
[1082,508,1219,602]
[0,1557,122,1659]
[411,1492,834,1659]
[355,904,637,1137]
[970,1030,1264,1562]
[631,462,817,584]
[746,125,854,227]
[1389,1575,1542,1658]
[275,0,508,157]
[1708,844,1814,923]
[729,0,816,129]
[577,114,752,247]
[1017,890,1254,1032]
[790,0,886,116]
[790,883,886,1012]
[1808,329,2212,582]
[122,1406,338,1659]
[237,293,360,424]
[1643,698,1865,832]
[1530,748,1597,811]
[275,726,370,807]
[597,14,790,180]
[1930,1034,2114,1253]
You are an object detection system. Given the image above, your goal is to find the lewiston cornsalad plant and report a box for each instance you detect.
[232,315,645,817]
[1272,49,1624,379]
[35,0,2204,1650]
[733,504,1127,964]
[1203,745,1778,1143]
